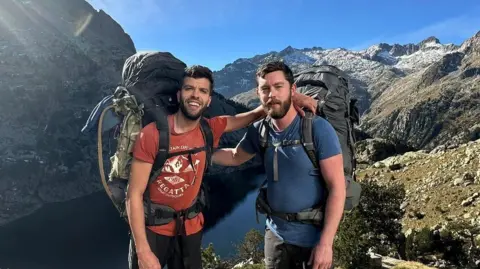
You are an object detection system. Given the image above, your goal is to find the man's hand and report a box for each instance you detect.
[292,92,317,116]
[137,250,161,269]
[212,146,255,166]
[308,243,333,269]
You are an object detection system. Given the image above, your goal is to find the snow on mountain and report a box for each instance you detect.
[395,44,459,72]
[216,36,461,114]
[283,50,317,69]
[313,48,395,86]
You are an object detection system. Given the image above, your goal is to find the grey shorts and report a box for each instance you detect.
[264,228,313,269]
[263,228,334,269]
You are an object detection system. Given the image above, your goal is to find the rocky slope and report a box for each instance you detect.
[356,138,480,232]
[0,0,251,226]
[356,138,480,268]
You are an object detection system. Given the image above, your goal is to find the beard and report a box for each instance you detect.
[178,96,208,121]
[263,93,292,119]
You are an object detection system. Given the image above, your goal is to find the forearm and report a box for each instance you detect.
[212,147,254,166]
[318,186,346,246]
[224,105,265,132]
[126,193,150,253]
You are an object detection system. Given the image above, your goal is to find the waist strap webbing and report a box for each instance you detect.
[255,187,324,225]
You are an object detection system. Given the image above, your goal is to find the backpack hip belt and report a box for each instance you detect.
[255,187,324,225]
[143,185,207,227]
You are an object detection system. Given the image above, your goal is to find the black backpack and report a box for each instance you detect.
[94,51,213,228]
[294,64,361,212]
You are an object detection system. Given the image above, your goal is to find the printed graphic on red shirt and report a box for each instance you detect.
[154,145,202,198]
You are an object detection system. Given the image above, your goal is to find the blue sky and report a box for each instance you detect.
[86,0,480,71]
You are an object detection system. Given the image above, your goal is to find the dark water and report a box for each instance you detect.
[0,168,266,269]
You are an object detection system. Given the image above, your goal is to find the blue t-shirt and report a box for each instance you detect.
[239,114,342,247]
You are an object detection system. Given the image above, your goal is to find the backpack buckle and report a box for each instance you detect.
[303,142,315,151]
[284,213,297,222]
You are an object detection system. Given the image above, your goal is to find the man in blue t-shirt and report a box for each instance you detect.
[212,61,346,269]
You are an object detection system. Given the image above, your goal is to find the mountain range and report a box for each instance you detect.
[219,33,480,150]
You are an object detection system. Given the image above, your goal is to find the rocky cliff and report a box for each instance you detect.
[0,0,136,225]
[0,0,251,226]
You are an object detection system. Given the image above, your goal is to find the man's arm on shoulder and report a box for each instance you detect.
[219,92,317,133]
[211,124,259,166]
[221,105,265,133]
[212,144,255,166]
[314,119,346,247]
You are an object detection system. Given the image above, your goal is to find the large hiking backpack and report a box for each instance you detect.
[94,51,213,226]
[254,64,361,225]
[294,64,361,212]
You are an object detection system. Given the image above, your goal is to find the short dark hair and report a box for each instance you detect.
[184,65,214,95]
[255,60,294,86]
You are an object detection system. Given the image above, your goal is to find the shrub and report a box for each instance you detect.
[334,179,406,269]
[439,219,480,268]
[201,243,232,269]
[201,229,265,269]
[333,208,371,269]
[234,229,264,264]
[402,219,480,268]
[405,227,435,261]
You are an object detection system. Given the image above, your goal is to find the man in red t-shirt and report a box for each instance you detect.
[126,65,316,269]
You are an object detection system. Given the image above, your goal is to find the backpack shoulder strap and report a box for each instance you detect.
[144,111,170,225]
[258,117,271,157]
[148,112,170,184]
[301,111,318,169]
[199,117,214,173]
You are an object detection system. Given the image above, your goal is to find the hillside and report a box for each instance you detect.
[0,0,252,226]
[360,32,480,150]
[356,138,480,231]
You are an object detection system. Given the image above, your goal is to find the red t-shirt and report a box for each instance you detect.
[132,115,227,236]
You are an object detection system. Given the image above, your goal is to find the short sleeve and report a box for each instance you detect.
[207,116,228,147]
[312,118,342,160]
[132,122,159,164]
[238,122,261,155]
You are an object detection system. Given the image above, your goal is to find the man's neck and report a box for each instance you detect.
[271,105,298,132]
[173,112,199,134]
